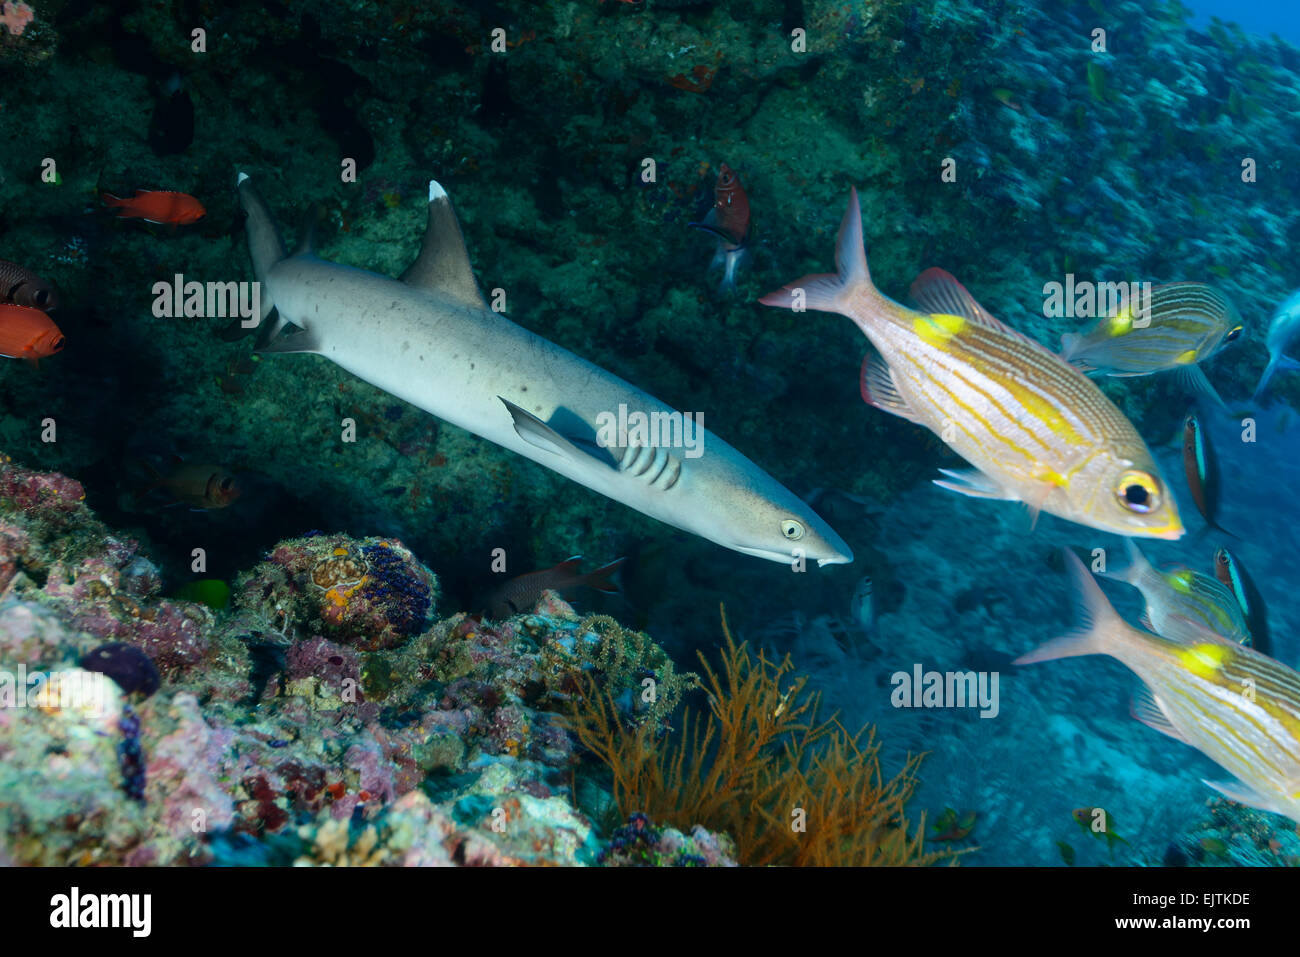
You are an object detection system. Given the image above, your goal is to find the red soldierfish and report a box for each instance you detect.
[140,462,240,509]
[483,556,626,620]
[0,304,64,364]
[102,190,206,226]
[0,259,60,311]
[690,163,750,292]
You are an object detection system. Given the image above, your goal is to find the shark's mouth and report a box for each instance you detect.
[730,543,853,566]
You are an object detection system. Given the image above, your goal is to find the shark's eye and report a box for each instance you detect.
[781,519,804,541]
[1115,470,1160,514]
[1224,326,1242,343]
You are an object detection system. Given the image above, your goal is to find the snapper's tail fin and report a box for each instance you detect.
[758,187,875,315]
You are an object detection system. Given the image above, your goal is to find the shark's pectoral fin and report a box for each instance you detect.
[499,397,618,468]
[402,180,487,309]
[256,317,322,355]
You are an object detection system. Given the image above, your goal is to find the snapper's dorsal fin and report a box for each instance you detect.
[402,180,486,309]
[910,267,1058,358]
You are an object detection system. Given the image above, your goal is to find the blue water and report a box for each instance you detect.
[1186,0,1300,46]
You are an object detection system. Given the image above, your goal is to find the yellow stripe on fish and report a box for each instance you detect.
[759,192,1182,540]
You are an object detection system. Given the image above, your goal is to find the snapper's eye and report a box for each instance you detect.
[1115,470,1160,514]
[781,519,804,541]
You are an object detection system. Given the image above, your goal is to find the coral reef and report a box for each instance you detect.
[235,533,437,651]
[0,461,744,865]
[598,811,738,867]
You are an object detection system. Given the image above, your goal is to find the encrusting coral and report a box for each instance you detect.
[563,605,966,867]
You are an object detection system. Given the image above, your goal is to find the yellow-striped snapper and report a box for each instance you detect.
[1017,550,1300,825]
[759,189,1182,540]
[1060,282,1242,407]
[1102,539,1249,645]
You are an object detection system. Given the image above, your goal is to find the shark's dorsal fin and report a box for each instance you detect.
[402,180,486,309]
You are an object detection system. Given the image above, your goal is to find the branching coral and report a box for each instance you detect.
[564,605,963,867]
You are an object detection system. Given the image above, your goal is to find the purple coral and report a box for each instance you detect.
[118,704,146,802]
[81,642,161,697]
[360,542,432,639]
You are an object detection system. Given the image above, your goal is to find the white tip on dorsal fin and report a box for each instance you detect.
[237,172,250,185]
[402,178,485,309]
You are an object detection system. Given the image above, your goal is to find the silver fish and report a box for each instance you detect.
[1060,282,1241,407]
[759,191,1182,540]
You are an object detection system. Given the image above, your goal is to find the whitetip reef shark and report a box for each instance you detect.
[236,172,852,566]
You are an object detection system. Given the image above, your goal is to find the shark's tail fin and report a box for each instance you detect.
[236,172,286,325]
